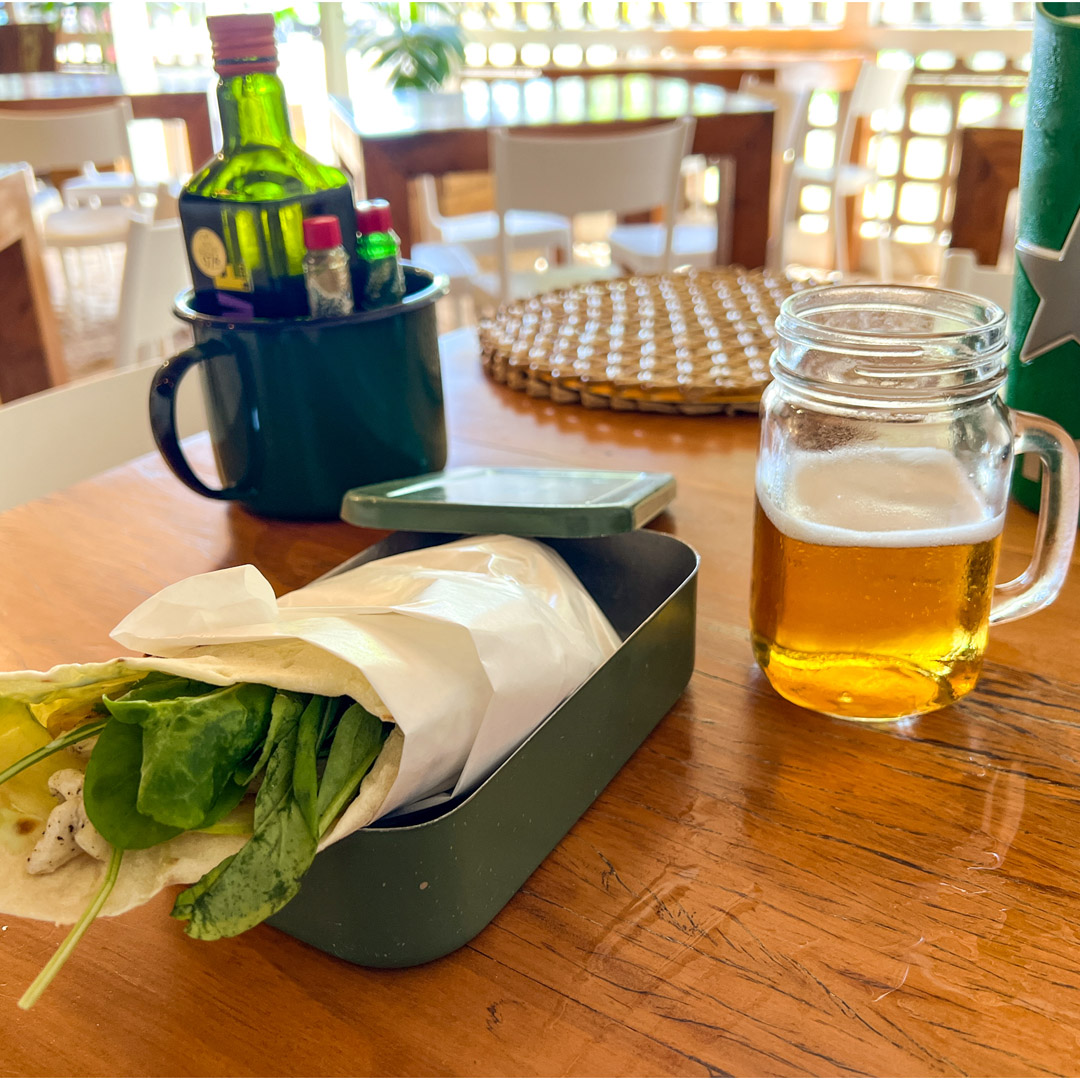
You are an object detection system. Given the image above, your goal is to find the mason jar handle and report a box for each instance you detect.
[990,410,1080,625]
[149,342,257,503]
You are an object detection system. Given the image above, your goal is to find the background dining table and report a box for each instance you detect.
[2,329,1080,1076]
[331,76,775,270]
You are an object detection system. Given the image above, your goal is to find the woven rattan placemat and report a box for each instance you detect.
[479,266,821,415]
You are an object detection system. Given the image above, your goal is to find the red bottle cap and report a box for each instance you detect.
[207,13,278,75]
[303,216,343,251]
[356,200,394,235]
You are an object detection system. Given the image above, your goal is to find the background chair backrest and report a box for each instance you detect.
[829,59,912,227]
[491,118,694,300]
[115,213,192,368]
[849,62,911,120]
[415,174,449,242]
[0,362,206,512]
[939,248,1014,313]
[0,99,134,175]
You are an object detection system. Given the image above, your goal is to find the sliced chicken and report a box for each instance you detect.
[26,768,111,875]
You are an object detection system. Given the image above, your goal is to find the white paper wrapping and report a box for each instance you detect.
[110,535,620,841]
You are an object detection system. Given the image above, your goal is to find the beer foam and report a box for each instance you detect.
[757,447,1005,547]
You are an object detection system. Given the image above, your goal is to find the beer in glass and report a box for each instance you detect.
[751,286,1079,721]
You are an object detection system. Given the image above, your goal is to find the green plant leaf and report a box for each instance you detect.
[172,722,316,941]
[105,681,276,830]
[292,695,326,839]
[233,690,306,787]
[83,719,183,850]
[316,703,388,836]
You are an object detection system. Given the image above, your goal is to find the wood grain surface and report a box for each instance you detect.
[1,329,1079,1077]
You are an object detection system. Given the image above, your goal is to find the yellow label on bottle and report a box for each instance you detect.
[213,264,253,292]
[190,228,228,277]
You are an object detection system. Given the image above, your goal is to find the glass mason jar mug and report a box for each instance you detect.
[750,285,1079,722]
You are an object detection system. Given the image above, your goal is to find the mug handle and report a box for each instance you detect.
[990,409,1080,625]
[149,341,258,503]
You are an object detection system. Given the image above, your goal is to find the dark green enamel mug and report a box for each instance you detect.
[150,266,448,520]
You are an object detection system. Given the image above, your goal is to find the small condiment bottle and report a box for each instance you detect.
[302,215,355,317]
[355,200,407,309]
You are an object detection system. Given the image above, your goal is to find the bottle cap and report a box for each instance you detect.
[356,199,394,235]
[207,13,278,75]
[303,216,344,251]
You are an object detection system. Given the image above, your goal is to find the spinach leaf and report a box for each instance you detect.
[114,672,218,704]
[171,697,389,942]
[170,854,235,921]
[172,721,316,940]
[83,719,183,849]
[196,774,249,830]
[292,696,330,839]
[232,690,306,787]
[316,703,388,835]
[105,681,276,830]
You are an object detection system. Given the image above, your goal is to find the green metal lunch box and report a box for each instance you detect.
[266,527,698,966]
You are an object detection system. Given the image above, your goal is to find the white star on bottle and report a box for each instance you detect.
[1017,209,1080,363]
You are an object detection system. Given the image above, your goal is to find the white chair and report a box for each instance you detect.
[939,248,1014,313]
[115,209,193,369]
[0,102,143,310]
[491,119,695,305]
[607,219,719,275]
[410,240,482,325]
[0,361,207,513]
[415,173,572,262]
[607,76,806,274]
[784,60,912,278]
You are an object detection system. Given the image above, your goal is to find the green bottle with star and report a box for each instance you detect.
[1007,3,1080,513]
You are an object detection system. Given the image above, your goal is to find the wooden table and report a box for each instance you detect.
[3,330,1080,1075]
[331,77,774,269]
[0,71,216,170]
[0,163,65,401]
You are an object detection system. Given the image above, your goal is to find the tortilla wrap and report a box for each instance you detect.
[0,535,617,925]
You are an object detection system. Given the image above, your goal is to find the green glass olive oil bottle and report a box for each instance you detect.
[179,13,357,318]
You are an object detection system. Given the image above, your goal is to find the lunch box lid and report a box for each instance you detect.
[340,466,676,537]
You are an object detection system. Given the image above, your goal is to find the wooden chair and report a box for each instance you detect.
[0,23,56,73]
[950,127,1022,267]
[941,127,1022,311]
[0,361,206,513]
[491,119,695,304]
